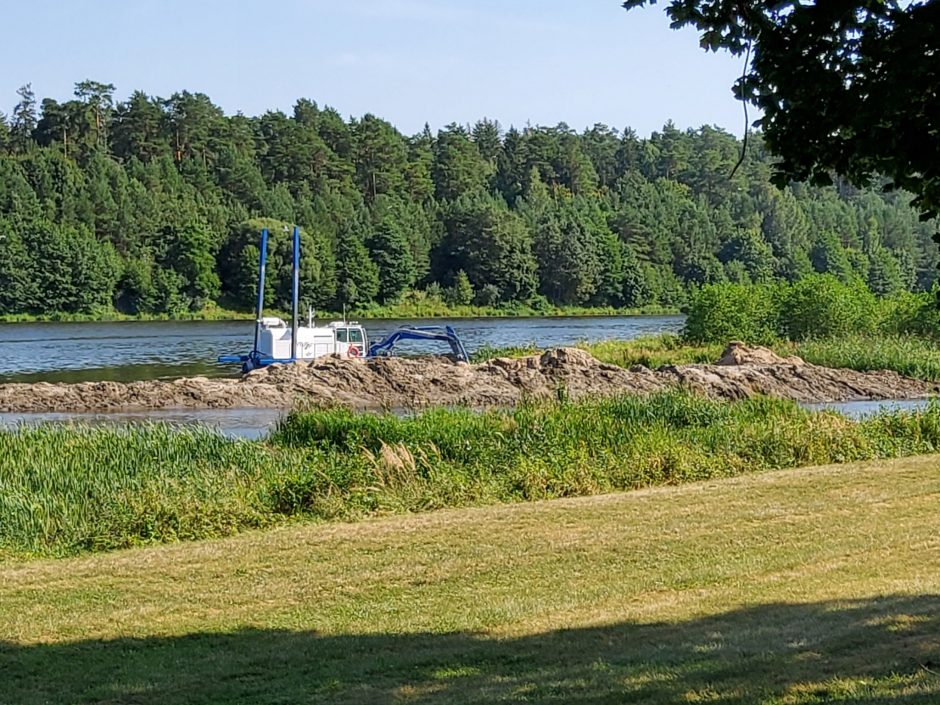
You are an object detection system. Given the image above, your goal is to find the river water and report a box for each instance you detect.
[0,315,684,384]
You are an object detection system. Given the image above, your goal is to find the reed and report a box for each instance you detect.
[577,334,723,368]
[4,392,940,559]
[469,335,721,366]
[787,334,940,381]
[0,424,293,558]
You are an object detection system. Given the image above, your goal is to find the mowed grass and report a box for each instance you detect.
[2,455,940,704]
[6,392,940,559]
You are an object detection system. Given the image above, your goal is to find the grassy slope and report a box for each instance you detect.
[6,393,940,560]
[3,455,940,704]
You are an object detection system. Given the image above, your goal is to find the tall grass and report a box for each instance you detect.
[579,333,940,383]
[4,392,940,559]
[0,425,293,558]
[577,335,723,368]
[788,334,940,381]
[469,335,722,367]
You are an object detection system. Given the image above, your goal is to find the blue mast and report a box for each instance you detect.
[252,228,269,358]
[291,225,300,361]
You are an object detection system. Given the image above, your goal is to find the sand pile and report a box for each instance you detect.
[0,343,935,413]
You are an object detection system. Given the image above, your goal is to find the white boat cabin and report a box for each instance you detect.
[257,318,369,361]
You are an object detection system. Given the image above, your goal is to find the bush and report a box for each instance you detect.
[683,283,781,344]
[782,275,878,340]
[681,276,923,345]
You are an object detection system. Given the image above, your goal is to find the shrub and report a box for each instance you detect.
[782,275,878,340]
[683,283,781,344]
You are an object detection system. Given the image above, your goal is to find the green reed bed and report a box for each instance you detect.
[3,391,940,560]
[0,425,297,558]
[577,335,723,368]
[786,334,940,382]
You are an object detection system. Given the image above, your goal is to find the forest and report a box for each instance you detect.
[0,81,936,317]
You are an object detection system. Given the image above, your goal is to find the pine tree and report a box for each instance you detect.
[368,197,416,302]
[447,269,474,306]
[11,84,37,153]
[334,215,379,307]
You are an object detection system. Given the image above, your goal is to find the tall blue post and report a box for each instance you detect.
[291,225,300,361]
[252,228,269,355]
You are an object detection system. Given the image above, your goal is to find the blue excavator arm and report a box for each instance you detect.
[367,325,469,362]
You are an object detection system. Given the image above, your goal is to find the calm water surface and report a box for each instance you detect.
[0,407,287,441]
[801,398,935,418]
[0,316,684,384]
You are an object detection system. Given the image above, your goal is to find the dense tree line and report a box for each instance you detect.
[0,81,936,316]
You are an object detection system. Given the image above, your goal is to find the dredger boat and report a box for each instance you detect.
[218,227,469,373]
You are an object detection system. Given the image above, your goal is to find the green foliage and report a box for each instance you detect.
[161,221,220,311]
[0,82,938,317]
[13,219,119,314]
[682,276,911,344]
[446,269,474,306]
[334,215,380,307]
[809,232,854,282]
[782,275,878,341]
[620,243,653,307]
[368,197,416,302]
[5,392,940,559]
[530,201,603,305]
[437,194,538,303]
[623,1,940,219]
[683,283,781,345]
[788,334,940,383]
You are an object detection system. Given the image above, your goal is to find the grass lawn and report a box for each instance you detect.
[2,455,940,704]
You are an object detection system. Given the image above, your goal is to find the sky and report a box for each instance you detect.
[0,0,749,138]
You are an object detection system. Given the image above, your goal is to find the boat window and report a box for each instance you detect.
[335,328,348,343]
[348,328,364,344]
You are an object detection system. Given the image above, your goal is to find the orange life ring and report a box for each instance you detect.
[348,345,362,358]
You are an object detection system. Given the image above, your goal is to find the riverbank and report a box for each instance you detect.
[0,301,678,324]
[0,342,936,414]
[3,389,940,560]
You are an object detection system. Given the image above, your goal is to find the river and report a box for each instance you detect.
[1,316,932,439]
[0,314,683,437]
[0,315,684,384]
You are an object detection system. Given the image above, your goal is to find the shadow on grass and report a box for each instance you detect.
[2,594,939,704]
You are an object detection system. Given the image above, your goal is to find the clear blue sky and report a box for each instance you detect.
[1,0,748,138]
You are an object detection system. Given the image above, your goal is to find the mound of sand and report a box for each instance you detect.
[0,345,936,413]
